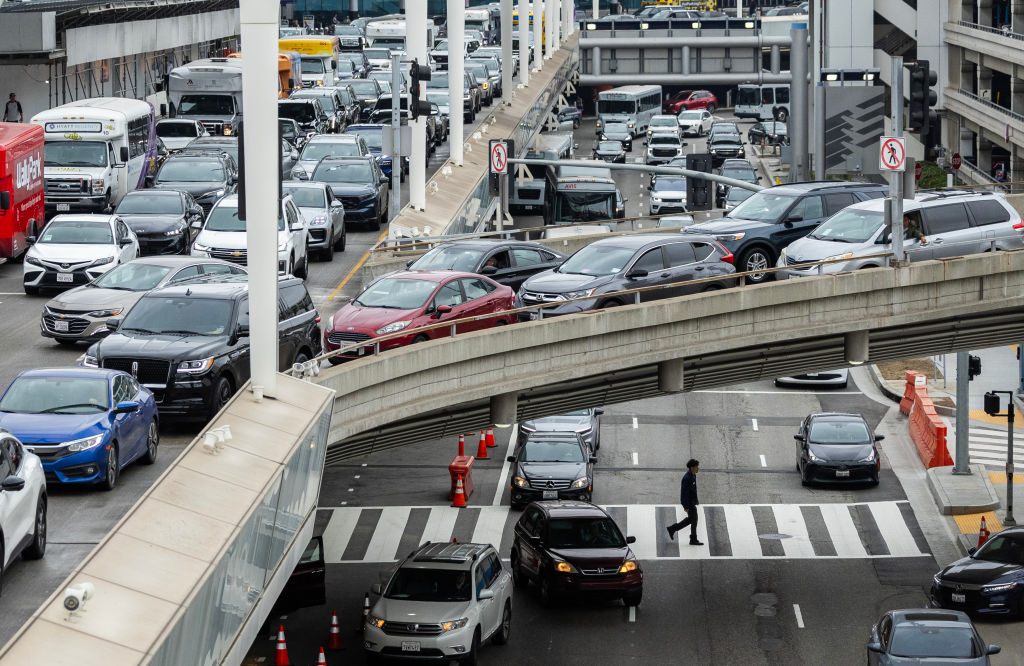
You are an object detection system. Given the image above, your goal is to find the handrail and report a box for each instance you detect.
[950,87,1024,124]
[954,19,1024,42]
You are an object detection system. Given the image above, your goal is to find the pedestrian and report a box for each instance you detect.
[667,459,703,545]
[4,93,23,123]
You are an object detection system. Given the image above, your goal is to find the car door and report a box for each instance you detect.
[0,440,34,562]
[515,506,544,580]
[661,241,700,297]
[479,249,514,286]
[772,194,824,250]
[231,297,253,384]
[431,279,471,331]
[507,247,552,290]
[478,552,504,636]
[274,536,327,614]
[111,375,144,462]
[115,218,138,264]
[284,200,307,267]
[921,202,976,259]
[625,246,672,302]
[823,192,857,218]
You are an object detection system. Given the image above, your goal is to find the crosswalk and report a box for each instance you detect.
[318,501,930,563]
[967,425,1024,469]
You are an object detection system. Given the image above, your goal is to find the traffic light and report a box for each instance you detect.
[907,60,938,141]
[984,391,1002,416]
[685,153,712,211]
[409,59,432,121]
[968,354,982,381]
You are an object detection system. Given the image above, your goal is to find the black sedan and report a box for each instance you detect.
[310,155,389,230]
[149,153,237,215]
[507,432,595,510]
[931,527,1024,618]
[406,239,565,291]
[708,132,745,166]
[748,121,789,146]
[114,190,203,255]
[599,123,633,151]
[795,412,882,485]
[867,609,1000,665]
[592,140,626,163]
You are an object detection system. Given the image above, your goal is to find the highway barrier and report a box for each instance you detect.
[900,370,954,469]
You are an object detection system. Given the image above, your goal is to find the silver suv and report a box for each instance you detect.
[778,190,1024,277]
[364,542,512,664]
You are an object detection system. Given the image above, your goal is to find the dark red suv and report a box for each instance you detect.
[664,90,718,114]
[510,501,643,607]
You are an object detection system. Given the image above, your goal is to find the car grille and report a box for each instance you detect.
[339,195,371,209]
[102,358,171,385]
[328,331,371,345]
[23,443,74,463]
[200,120,226,134]
[208,248,247,264]
[579,567,623,578]
[528,478,572,490]
[519,291,564,307]
[42,312,90,334]
[381,622,445,636]
[39,271,92,288]
[652,148,678,156]
[44,177,89,194]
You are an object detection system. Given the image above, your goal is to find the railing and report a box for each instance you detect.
[950,88,1024,124]
[957,159,1009,192]
[955,19,1024,42]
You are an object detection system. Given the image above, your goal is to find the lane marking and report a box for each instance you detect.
[632,451,639,466]
[694,389,863,396]
[631,415,638,429]
[492,425,518,506]
[326,227,390,303]
[628,606,636,622]
[793,604,804,628]
[751,418,759,431]
[759,454,766,467]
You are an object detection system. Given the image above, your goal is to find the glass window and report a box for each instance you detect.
[632,248,665,272]
[521,437,584,462]
[91,262,171,290]
[433,280,465,308]
[520,507,542,535]
[384,568,472,602]
[112,375,132,403]
[280,283,312,320]
[665,242,697,267]
[511,248,545,266]
[0,441,10,480]
[116,192,184,215]
[967,200,1011,227]
[808,208,884,243]
[283,185,327,209]
[922,203,969,235]
[0,376,110,414]
[823,192,857,216]
[889,625,978,659]
[808,419,870,444]
[157,122,199,138]
[120,296,235,336]
[788,195,824,221]
[474,565,486,596]
[170,265,202,282]
[460,278,491,301]
[559,245,635,276]
[312,161,373,184]
[973,533,1024,565]
[545,518,626,549]
[285,202,300,229]
[202,263,237,275]
[39,220,113,245]
[157,159,224,183]
[761,88,774,105]
[128,376,141,396]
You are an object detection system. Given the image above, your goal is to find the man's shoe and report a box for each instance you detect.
[667,526,675,540]
[689,538,704,546]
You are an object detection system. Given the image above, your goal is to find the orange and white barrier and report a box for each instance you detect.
[900,370,953,469]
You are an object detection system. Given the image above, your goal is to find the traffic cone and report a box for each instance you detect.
[316,647,327,665]
[274,625,290,666]
[458,434,465,457]
[327,609,342,650]
[476,431,488,459]
[978,515,990,548]
[485,427,496,448]
[357,593,369,633]
[452,474,467,507]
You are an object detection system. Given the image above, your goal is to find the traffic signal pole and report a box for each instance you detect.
[889,56,905,263]
[954,351,971,475]
[984,390,1017,525]
[390,52,402,222]
[408,0,427,211]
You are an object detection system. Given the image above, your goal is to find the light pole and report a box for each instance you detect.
[984,390,1017,526]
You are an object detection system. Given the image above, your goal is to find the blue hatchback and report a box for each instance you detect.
[0,368,159,490]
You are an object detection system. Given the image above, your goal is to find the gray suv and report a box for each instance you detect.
[778,190,1024,277]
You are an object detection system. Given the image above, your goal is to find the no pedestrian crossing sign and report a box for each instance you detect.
[489,140,508,175]
[879,136,906,172]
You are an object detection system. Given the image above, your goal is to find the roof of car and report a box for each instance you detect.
[307,134,360,143]
[147,273,299,298]
[316,155,376,164]
[808,412,867,421]
[432,239,547,250]
[127,256,238,268]
[164,153,231,163]
[534,500,610,518]
[282,180,329,189]
[764,181,885,194]
[17,367,122,380]
[122,189,182,197]
[188,136,237,145]
[388,270,482,282]
[410,541,491,564]
[889,609,971,624]
[592,233,708,249]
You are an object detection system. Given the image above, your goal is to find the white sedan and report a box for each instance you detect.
[23,215,139,295]
[677,109,714,136]
[0,432,47,588]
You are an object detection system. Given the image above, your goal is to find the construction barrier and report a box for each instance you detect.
[901,370,954,469]
[448,454,475,500]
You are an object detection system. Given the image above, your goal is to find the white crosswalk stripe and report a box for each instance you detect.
[319,501,929,563]
[966,426,1024,468]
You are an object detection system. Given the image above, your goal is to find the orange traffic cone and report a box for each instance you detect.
[327,609,342,650]
[316,647,327,665]
[485,427,496,448]
[452,474,467,507]
[275,625,290,666]
[978,515,990,548]
[458,434,465,457]
[357,593,369,633]
[476,431,488,459]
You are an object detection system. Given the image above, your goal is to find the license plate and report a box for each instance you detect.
[56,203,70,212]
[401,641,420,652]
[56,273,73,283]
[951,593,966,604]
[53,320,69,332]
[528,312,539,321]
[542,490,558,500]
[835,470,850,478]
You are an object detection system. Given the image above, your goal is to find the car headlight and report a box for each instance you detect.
[595,120,602,128]
[176,357,215,375]
[91,178,105,194]
[25,255,43,266]
[63,434,105,452]
[808,451,820,462]
[278,239,289,252]
[933,574,943,587]
[779,248,787,261]
[201,189,226,200]
[982,582,1017,593]
[710,148,717,154]
[554,559,579,573]
[366,613,386,629]
[81,354,98,368]
[858,450,877,463]
[570,476,589,489]
[577,427,592,436]
[163,226,184,236]
[192,242,210,253]
[311,215,328,226]
[714,233,745,242]
[88,256,115,268]
[481,81,489,90]
[627,122,634,128]
[647,130,653,136]
[291,168,307,179]
[823,253,853,262]
[441,617,469,632]
[562,288,596,300]
[739,148,745,156]
[513,476,527,488]
[86,308,122,318]
[652,196,663,202]
[375,321,410,335]
[619,560,638,573]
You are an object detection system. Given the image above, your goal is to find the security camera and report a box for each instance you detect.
[63,582,95,617]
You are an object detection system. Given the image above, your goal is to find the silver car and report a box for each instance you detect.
[291,134,370,180]
[519,408,604,451]
[281,181,346,261]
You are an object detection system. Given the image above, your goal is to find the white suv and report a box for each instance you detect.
[0,431,47,591]
[364,542,512,665]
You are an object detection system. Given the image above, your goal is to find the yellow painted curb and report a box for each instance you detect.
[953,511,1003,534]
[970,410,1009,426]
[988,472,1024,485]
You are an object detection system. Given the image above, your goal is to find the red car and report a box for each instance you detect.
[664,90,718,114]
[324,270,516,363]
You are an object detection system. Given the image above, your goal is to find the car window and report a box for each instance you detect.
[922,203,969,235]
[691,242,714,261]
[520,507,542,535]
[823,192,857,216]
[665,242,697,267]
[788,195,824,221]
[511,248,545,266]
[967,199,1012,227]
[202,263,238,275]
[284,201,301,230]
[879,616,892,647]
[632,248,666,272]
[433,281,465,308]
[460,278,492,301]
[481,552,501,587]
[170,265,202,282]
[112,375,132,403]
[0,439,10,479]
[128,376,141,396]
[889,624,979,659]
[280,283,314,320]
[474,563,486,597]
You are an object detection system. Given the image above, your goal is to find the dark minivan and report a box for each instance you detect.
[407,239,565,291]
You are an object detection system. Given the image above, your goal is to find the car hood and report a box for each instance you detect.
[519,460,587,482]
[603,131,630,140]
[29,243,117,264]
[687,217,771,234]
[522,415,591,432]
[331,303,422,333]
[159,136,197,151]
[151,182,226,198]
[653,188,687,198]
[938,556,1023,585]
[195,229,248,250]
[96,332,229,359]
[521,271,610,294]
[47,287,143,313]
[373,598,473,624]
[0,411,109,445]
[595,148,623,156]
[120,214,184,234]
[326,183,378,197]
[807,443,873,462]
[784,235,869,262]
[547,546,630,570]
[298,207,328,224]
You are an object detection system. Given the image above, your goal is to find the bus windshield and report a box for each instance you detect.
[301,58,326,74]
[178,95,234,115]
[598,99,636,114]
[556,191,615,223]
[43,141,108,168]
[737,87,760,106]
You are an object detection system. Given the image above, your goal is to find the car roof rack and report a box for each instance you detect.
[915,188,995,201]
[411,541,488,563]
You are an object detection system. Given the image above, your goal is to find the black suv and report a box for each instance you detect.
[310,155,389,230]
[82,274,321,419]
[278,98,330,135]
[149,152,237,215]
[407,239,565,291]
[684,181,887,283]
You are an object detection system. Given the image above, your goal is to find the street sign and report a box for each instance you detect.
[879,136,906,172]
[915,161,922,181]
[951,152,962,170]
[489,140,508,175]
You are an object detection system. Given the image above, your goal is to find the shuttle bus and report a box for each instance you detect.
[595,85,663,137]
[30,98,156,214]
[465,8,494,43]
[510,131,576,212]
[734,83,790,121]
[279,37,342,88]
[543,164,617,228]
[168,58,244,135]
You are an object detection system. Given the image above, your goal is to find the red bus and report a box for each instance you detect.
[0,123,44,260]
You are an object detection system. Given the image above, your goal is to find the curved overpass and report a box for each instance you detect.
[317,251,1024,462]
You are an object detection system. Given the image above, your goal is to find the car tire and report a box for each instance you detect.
[101,443,119,491]
[412,334,430,344]
[707,103,716,114]
[322,228,335,261]
[775,107,789,122]
[738,247,773,284]
[22,496,46,560]
[600,299,623,309]
[210,375,234,419]
[335,226,347,252]
[622,589,642,607]
[492,601,512,646]
[23,286,38,296]
[141,419,159,465]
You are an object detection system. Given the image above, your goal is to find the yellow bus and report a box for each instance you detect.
[278,37,342,87]
[512,9,545,47]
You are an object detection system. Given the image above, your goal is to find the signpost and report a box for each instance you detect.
[879,136,907,172]
[951,152,962,170]
[489,140,508,174]
[489,139,513,230]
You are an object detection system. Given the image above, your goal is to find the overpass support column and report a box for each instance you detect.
[658,359,686,393]
[682,46,690,75]
[844,331,869,365]
[592,46,601,77]
[409,0,427,210]
[448,0,465,166]
[518,0,530,86]
[770,45,781,74]
[491,392,518,426]
[501,0,513,101]
[534,0,543,70]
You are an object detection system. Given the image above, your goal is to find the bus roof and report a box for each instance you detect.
[35,98,152,125]
[598,85,662,98]
[531,132,573,152]
[279,37,340,55]
[170,58,244,74]
[556,164,614,179]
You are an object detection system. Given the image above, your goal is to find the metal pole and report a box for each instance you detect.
[448,0,465,166]
[239,0,279,399]
[890,56,905,262]
[1018,344,1024,395]
[533,0,543,70]
[1007,401,1017,525]
[500,170,509,226]
[788,22,809,182]
[390,52,402,221]
[954,351,971,475]
[408,0,427,211]
[814,82,825,178]
[593,0,598,19]
[544,0,553,60]
[501,0,513,102]
[519,0,530,86]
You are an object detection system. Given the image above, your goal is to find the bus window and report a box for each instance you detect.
[761,88,774,105]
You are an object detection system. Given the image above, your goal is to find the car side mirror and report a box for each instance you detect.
[379,177,389,185]
[480,265,498,275]
[968,546,977,555]
[866,642,882,654]
[506,455,516,463]
[793,434,804,441]
[874,434,885,441]
[106,317,122,331]
[190,206,203,217]
[229,174,238,185]
[26,235,36,246]
[1,475,25,492]
[626,269,648,279]
[295,170,309,181]
[435,304,453,317]
[626,535,636,544]
[987,645,1001,656]
[290,150,298,160]
[595,408,604,415]
[330,200,343,208]
[477,588,495,600]
[757,176,763,182]
[786,215,803,223]
[235,322,250,338]
[371,583,383,595]
[191,219,203,229]
[290,221,305,231]
[120,236,133,246]
[120,146,129,163]
[589,456,598,464]
[528,534,542,546]
[114,401,140,414]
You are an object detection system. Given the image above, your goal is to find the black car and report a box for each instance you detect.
[149,153,237,215]
[708,132,745,166]
[279,118,306,149]
[683,181,887,283]
[113,190,203,255]
[181,136,239,167]
[599,123,633,151]
[327,84,362,126]
[278,99,330,136]
[407,239,565,291]
[348,79,383,120]
[338,51,370,78]
[931,527,1024,618]
[593,140,626,163]
[794,412,882,486]
[507,433,595,509]
[82,274,321,419]
[715,159,760,207]
[290,88,347,133]
[748,121,789,146]
[310,155,389,230]
[708,121,741,140]
[519,408,604,452]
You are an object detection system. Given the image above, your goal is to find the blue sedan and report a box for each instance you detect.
[0,368,158,490]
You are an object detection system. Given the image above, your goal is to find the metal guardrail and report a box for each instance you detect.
[952,87,1024,124]
[955,19,1024,42]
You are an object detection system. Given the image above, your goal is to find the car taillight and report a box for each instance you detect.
[715,241,733,264]
[315,316,321,324]
[1014,221,1023,230]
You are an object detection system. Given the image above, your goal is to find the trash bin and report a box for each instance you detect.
[448,455,475,500]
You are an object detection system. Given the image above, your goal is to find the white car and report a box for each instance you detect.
[155,118,209,152]
[24,215,139,295]
[0,431,47,588]
[645,134,685,165]
[677,109,713,136]
[191,194,309,279]
[647,114,681,138]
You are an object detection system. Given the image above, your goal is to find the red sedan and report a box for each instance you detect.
[324,270,516,363]
[664,90,718,114]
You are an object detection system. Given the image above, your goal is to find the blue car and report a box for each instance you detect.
[0,368,159,490]
[344,124,408,182]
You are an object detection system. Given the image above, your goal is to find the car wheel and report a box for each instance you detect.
[739,248,773,284]
[700,284,723,292]
[600,299,623,309]
[141,419,159,465]
[23,285,38,296]
[412,334,429,344]
[461,629,481,666]
[22,495,46,560]
[511,551,527,588]
[493,601,512,645]
[707,103,716,114]
[539,574,554,607]
[622,588,642,607]
[775,107,789,122]
[101,443,119,491]
[335,226,346,252]
[210,375,234,418]
[322,227,335,261]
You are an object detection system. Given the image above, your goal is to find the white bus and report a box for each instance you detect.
[168,58,244,134]
[31,98,156,214]
[365,18,438,51]
[595,85,663,137]
[464,9,494,43]
[735,83,790,121]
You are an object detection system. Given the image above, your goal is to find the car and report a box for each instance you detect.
[363,541,512,663]
[406,240,566,291]
[149,152,237,215]
[723,185,755,212]
[715,159,759,208]
[510,501,643,607]
[325,84,362,127]
[180,135,239,167]
[676,109,713,136]
[429,38,451,70]
[474,46,513,74]
[23,215,140,295]
[867,609,1000,665]
[368,69,407,93]
[592,140,626,163]
[369,95,437,149]
[291,133,370,180]
[339,51,370,79]
[649,175,688,215]
[427,89,473,124]
[278,98,330,136]
[471,56,503,97]
[651,8,701,19]
[647,114,681,138]
[82,274,321,419]
[0,368,157,490]
[518,408,604,452]
[778,190,1024,279]
[645,133,684,165]
[615,189,627,220]
[707,132,745,166]
[775,369,850,388]
[427,72,481,116]
[684,181,888,283]
[0,430,47,589]
[113,190,203,256]
[464,62,495,105]
[154,118,209,152]
[708,121,741,140]
[430,103,449,143]
[507,432,595,509]
[516,234,737,320]
[324,270,516,363]
[290,88,348,133]
[348,79,384,120]
[931,526,1024,618]
[332,23,366,49]
[795,412,882,486]
[344,124,404,181]
[279,117,306,149]
[464,72,486,112]
[599,123,633,151]
[664,89,717,114]
[463,37,483,54]
[310,155,390,230]
[279,137,300,176]
[362,47,393,71]
[40,256,246,345]
[281,181,346,261]
[192,194,309,278]
[557,105,583,129]
[748,121,789,146]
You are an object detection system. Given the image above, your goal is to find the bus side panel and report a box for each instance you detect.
[0,127,44,259]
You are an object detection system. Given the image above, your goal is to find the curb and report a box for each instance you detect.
[925,463,1001,515]
[866,365,956,417]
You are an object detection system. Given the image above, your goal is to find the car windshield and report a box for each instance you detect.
[559,244,634,276]
[364,49,391,60]
[651,117,676,127]
[426,92,449,106]
[384,568,471,602]
[411,246,484,271]
[728,192,798,222]
[334,25,360,35]
[522,438,584,462]
[546,517,625,549]
[807,208,884,243]
[178,94,234,115]
[282,186,327,208]
[116,193,183,215]
[39,220,112,245]
[302,141,362,161]
[808,419,870,444]
[727,188,754,205]
[91,262,173,290]
[972,533,1024,565]
[678,111,703,120]
[556,192,615,224]
[279,120,298,139]
[279,103,316,122]
[121,296,234,335]
[205,204,285,232]
[713,124,740,134]
[43,141,107,168]
[297,94,335,112]
[434,39,449,50]
[157,160,224,183]
[654,177,687,191]
[156,122,200,138]
[721,167,756,180]
[598,141,622,151]
[354,277,436,309]
[0,376,110,414]
[313,161,373,183]
[301,58,325,74]
[604,124,629,134]
[710,134,741,146]
[889,624,979,659]
[349,81,379,97]
[348,129,382,151]
[738,87,761,105]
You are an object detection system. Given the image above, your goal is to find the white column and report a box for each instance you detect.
[544,0,552,59]
[501,0,513,100]
[534,0,543,67]
[554,0,561,50]
[408,0,427,210]
[239,0,279,398]
[518,0,530,86]
[736,0,743,18]
[448,0,465,166]
[592,0,598,20]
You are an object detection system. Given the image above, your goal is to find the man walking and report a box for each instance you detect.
[667,459,703,545]
[4,93,23,123]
